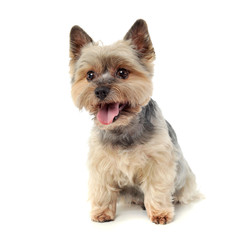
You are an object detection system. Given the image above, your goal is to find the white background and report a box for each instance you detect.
[0,0,240,239]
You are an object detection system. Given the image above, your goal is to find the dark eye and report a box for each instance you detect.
[116,68,129,79]
[86,71,95,81]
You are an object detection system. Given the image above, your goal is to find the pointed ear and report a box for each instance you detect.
[70,25,93,61]
[124,19,155,61]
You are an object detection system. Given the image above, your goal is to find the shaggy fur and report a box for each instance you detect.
[69,19,201,224]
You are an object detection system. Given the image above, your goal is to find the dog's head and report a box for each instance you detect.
[70,19,155,130]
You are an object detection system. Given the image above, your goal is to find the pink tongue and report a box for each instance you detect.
[97,103,120,125]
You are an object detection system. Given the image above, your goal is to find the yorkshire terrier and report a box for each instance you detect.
[69,19,200,224]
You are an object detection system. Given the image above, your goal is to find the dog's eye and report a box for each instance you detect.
[116,68,129,79]
[86,71,95,81]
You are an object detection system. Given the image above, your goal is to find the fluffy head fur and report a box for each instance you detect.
[70,20,154,130]
[69,19,201,224]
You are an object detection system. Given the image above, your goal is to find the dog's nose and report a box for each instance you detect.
[95,86,110,100]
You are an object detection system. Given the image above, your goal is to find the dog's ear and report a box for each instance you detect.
[70,25,93,61]
[124,19,155,61]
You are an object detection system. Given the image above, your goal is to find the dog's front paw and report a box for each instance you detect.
[91,208,115,223]
[147,207,174,224]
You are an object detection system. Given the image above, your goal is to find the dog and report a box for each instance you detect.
[69,19,200,224]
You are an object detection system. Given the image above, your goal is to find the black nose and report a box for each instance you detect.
[95,86,110,100]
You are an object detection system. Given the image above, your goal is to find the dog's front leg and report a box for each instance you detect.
[144,190,174,224]
[141,154,176,224]
[88,159,117,222]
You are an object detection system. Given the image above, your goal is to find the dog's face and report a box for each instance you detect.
[70,20,155,130]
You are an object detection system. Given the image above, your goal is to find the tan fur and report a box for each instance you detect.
[69,19,201,224]
[71,41,153,131]
[88,121,176,223]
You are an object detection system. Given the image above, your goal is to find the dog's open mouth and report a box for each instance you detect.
[97,103,127,125]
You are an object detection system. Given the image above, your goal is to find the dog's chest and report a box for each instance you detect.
[109,146,149,187]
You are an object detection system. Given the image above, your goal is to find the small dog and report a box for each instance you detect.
[69,19,200,224]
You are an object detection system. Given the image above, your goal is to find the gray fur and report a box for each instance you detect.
[97,98,197,201]
[165,121,195,197]
[99,99,157,148]
[166,120,178,145]
[119,186,145,209]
